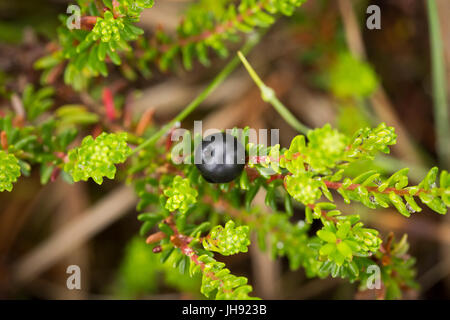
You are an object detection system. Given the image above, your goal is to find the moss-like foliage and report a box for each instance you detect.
[64,132,131,184]
[0,151,21,192]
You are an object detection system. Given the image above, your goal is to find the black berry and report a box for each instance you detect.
[195,132,246,183]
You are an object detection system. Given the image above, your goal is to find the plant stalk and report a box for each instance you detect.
[427,0,450,169]
[237,51,311,135]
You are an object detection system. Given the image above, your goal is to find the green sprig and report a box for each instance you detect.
[203,220,250,255]
[164,175,198,214]
[0,150,21,192]
[64,132,131,184]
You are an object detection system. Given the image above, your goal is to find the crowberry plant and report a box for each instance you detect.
[64,132,131,184]
[1,0,449,301]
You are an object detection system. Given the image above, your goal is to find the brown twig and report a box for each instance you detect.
[122,92,135,129]
[102,87,117,122]
[135,108,155,136]
[80,16,98,30]
[1,131,8,150]
[12,186,137,285]
[145,231,166,244]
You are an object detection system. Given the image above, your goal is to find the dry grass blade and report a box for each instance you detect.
[12,186,137,285]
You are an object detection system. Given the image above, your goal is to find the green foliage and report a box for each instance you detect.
[346,123,397,160]
[357,234,418,299]
[190,254,257,300]
[242,206,383,284]
[164,175,198,214]
[248,122,449,217]
[0,112,79,185]
[285,174,322,204]
[91,11,126,42]
[64,132,131,184]
[118,0,155,17]
[55,105,100,127]
[244,210,320,273]
[381,236,418,299]
[317,219,381,266]
[203,220,250,255]
[159,0,307,71]
[231,121,445,297]
[303,124,349,172]
[35,0,306,90]
[331,166,448,217]
[0,150,21,192]
[298,203,382,279]
[35,0,153,90]
[22,84,55,121]
[329,52,378,99]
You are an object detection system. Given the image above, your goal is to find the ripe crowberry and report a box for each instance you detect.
[195,132,246,183]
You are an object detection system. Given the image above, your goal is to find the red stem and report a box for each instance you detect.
[173,235,229,291]
[112,0,121,18]
[250,151,430,196]
[146,231,167,244]
[102,87,117,121]
[50,167,61,182]
[162,216,231,293]
[80,16,98,30]
[135,108,155,136]
[323,181,428,196]
[1,131,8,150]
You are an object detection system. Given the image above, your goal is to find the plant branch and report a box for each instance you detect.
[322,181,430,197]
[237,51,311,134]
[159,0,269,53]
[162,216,231,293]
[245,161,434,197]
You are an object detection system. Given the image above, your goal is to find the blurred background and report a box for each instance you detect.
[0,0,449,299]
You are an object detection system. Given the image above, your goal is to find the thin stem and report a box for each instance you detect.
[131,34,262,155]
[427,0,450,169]
[237,51,311,135]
